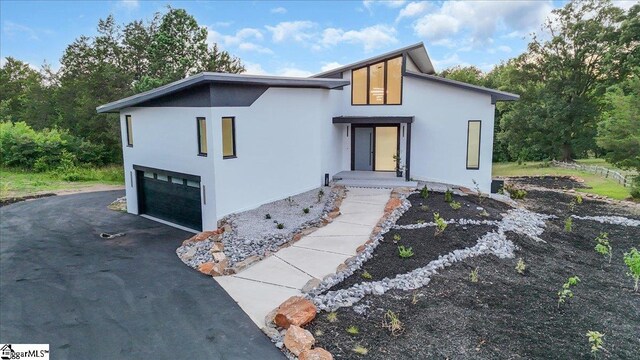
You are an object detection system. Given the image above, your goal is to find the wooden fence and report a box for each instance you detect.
[552,160,635,187]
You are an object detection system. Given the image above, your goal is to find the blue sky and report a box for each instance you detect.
[1,0,637,76]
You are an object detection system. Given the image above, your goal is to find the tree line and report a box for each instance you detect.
[1,7,244,164]
[1,1,638,186]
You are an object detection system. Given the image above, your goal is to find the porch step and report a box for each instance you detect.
[334,178,418,188]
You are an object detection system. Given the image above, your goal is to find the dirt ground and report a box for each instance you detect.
[308,189,640,359]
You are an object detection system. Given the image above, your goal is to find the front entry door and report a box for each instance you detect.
[354,127,374,171]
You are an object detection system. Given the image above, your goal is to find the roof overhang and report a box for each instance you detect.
[312,42,435,78]
[404,71,520,103]
[97,73,349,113]
[332,116,414,124]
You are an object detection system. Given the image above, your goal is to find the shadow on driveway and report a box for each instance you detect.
[0,190,284,360]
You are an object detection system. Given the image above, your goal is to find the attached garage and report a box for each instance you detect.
[134,165,203,231]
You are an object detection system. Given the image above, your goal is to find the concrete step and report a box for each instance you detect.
[334,178,418,188]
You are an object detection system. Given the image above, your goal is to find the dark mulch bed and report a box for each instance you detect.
[506,175,588,190]
[395,191,511,226]
[327,224,496,292]
[0,193,56,207]
[522,189,640,220]
[308,190,640,359]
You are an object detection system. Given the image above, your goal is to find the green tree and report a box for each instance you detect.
[439,66,485,86]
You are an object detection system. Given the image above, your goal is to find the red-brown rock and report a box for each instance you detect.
[274,296,317,329]
[299,348,334,360]
[384,198,402,213]
[198,262,215,275]
[283,325,315,356]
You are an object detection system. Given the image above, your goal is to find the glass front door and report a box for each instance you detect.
[352,126,398,171]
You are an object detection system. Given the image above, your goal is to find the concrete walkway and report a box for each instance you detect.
[215,187,391,327]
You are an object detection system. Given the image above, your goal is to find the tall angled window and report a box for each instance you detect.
[351,56,402,105]
[466,120,481,170]
[197,117,207,156]
[222,117,236,158]
[125,115,133,147]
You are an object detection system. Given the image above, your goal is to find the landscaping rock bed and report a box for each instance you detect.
[522,189,640,219]
[306,189,640,359]
[176,186,345,274]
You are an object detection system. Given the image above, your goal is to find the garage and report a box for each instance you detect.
[134,165,203,231]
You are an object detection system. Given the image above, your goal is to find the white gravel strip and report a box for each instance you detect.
[309,207,552,311]
[571,215,640,227]
[393,218,499,229]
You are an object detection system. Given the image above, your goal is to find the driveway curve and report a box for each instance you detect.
[0,190,284,360]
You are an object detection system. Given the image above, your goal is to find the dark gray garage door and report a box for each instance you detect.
[135,166,202,231]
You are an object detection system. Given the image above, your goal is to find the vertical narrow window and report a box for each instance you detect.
[222,117,236,158]
[197,117,207,156]
[352,67,367,105]
[386,57,402,105]
[466,120,481,170]
[368,61,385,104]
[125,115,133,147]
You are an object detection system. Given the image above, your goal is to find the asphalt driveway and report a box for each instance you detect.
[0,190,284,360]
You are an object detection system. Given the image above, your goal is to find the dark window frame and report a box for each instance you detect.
[125,115,133,147]
[197,117,207,156]
[466,120,482,170]
[351,56,403,106]
[222,116,237,159]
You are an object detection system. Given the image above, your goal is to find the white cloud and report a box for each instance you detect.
[214,21,233,27]
[243,62,313,77]
[613,1,638,10]
[266,21,316,43]
[432,53,470,70]
[497,45,512,53]
[3,21,40,40]
[278,67,313,77]
[207,27,263,47]
[238,42,273,54]
[396,2,431,22]
[244,62,269,75]
[320,62,343,72]
[271,7,287,14]
[413,1,553,47]
[117,0,139,10]
[317,24,398,52]
[363,0,406,10]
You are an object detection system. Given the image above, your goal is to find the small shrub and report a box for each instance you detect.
[557,276,580,308]
[515,258,526,275]
[276,223,284,229]
[382,310,404,336]
[586,331,604,356]
[504,184,527,199]
[352,345,368,355]
[473,179,485,204]
[314,329,324,337]
[326,312,338,323]
[564,217,573,232]
[265,214,271,220]
[623,248,640,291]
[420,204,430,212]
[317,189,324,203]
[434,212,448,236]
[479,209,490,217]
[302,207,310,214]
[398,245,414,258]
[420,185,429,199]
[575,194,583,204]
[416,219,425,224]
[469,268,479,283]
[346,325,359,335]
[449,200,461,210]
[361,270,372,280]
[411,292,419,305]
[444,189,453,203]
[393,233,401,243]
[594,232,612,263]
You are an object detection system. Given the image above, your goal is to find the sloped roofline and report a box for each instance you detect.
[96,72,349,113]
[311,42,435,78]
[404,71,520,103]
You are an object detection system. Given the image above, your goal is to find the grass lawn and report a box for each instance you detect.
[493,161,631,200]
[1,166,124,200]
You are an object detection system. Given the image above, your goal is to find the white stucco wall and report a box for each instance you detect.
[209,87,333,219]
[334,69,496,192]
[119,107,218,230]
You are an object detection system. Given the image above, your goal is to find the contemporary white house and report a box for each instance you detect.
[97,43,519,232]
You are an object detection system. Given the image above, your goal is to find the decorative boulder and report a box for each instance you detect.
[283,325,315,356]
[299,348,333,360]
[274,296,317,329]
